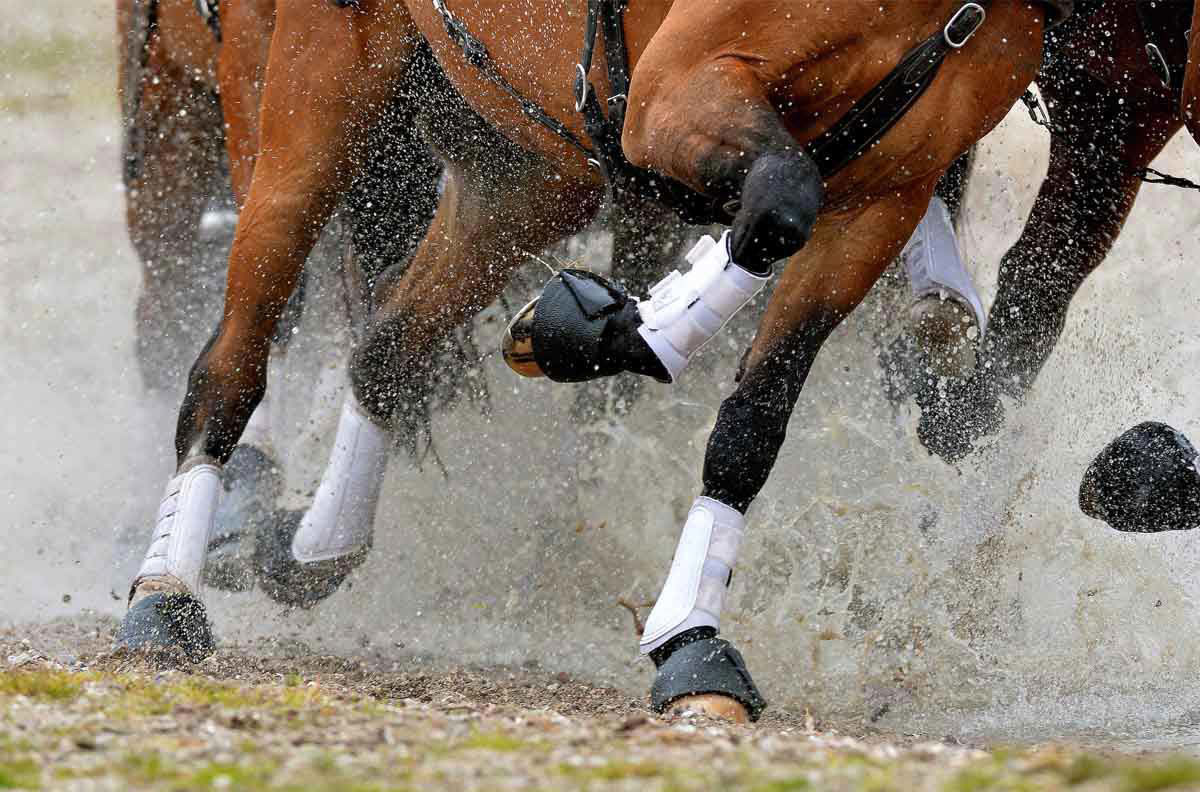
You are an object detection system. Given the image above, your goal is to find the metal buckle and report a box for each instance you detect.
[944,2,985,48]
[574,64,589,112]
[1146,43,1171,90]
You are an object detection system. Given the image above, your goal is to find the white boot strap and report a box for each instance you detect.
[137,464,221,595]
[640,497,745,653]
[636,232,769,382]
[293,395,391,563]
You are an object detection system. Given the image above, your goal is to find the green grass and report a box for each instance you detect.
[0,670,83,701]
[457,730,537,753]
[1121,757,1200,791]
[749,779,813,792]
[0,758,41,790]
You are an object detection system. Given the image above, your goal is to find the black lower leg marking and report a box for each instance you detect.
[701,318,834,512]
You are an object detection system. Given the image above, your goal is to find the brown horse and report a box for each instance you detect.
[118,0,300,396]
[911,0,1200,462]
[118,0,227,390]
[116,0,1056,722]
[117,0,452,589]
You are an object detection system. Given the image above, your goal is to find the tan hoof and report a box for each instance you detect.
[663,694,749,724]
[909,295,978,379]
[501,298,545,378]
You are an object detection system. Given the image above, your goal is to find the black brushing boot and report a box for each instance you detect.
[648,627,767,722]
[253,510,367,608]
[1080,421,1200,532]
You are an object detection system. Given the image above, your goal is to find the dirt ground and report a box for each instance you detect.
[4,617,1200,791]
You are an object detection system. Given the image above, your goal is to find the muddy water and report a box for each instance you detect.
[5,2,1200,748]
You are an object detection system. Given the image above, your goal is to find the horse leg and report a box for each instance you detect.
[254,130,601,606]
[641,184,934,722]
[916,78,1181,462]
[504,27,824,385]
[215,0,276,207]
[1179,2,1200,143]
[117,0,417,654]
[120,0,225,392]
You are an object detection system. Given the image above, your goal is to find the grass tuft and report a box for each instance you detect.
[0,670,83,701]
[0,759,41,790]
[1121,756,1200,792]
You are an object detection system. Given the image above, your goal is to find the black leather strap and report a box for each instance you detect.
[807,2,989,178]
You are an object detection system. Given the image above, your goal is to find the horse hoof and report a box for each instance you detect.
[253,510,366,608]
[650,636,766,722]
[205,444,282,592]
[501,297,545,378]
[114,591,215,660]
[1080,422,1200,532]
[909,295,978,379]
[914,374,1004,464]
[662,693,750,723]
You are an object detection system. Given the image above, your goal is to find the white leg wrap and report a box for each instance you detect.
[640,497,744,654]
[637,231,769,383]
[135,464,222,595]
[239,393,273,451]
[901,197,987,334]
[292,395,391,563]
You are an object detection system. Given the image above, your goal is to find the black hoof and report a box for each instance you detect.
[501,269,668,383]
[253,510,366,608]
[649,629,766,722]
[115,592,215,660]
[205,444,282,592]
[1080,422,1200,533]
[914,374,1004,463]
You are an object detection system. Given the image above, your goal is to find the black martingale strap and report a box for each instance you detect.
[431,0,594,157]
[574,0,723,222]
[807,1,989,178]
